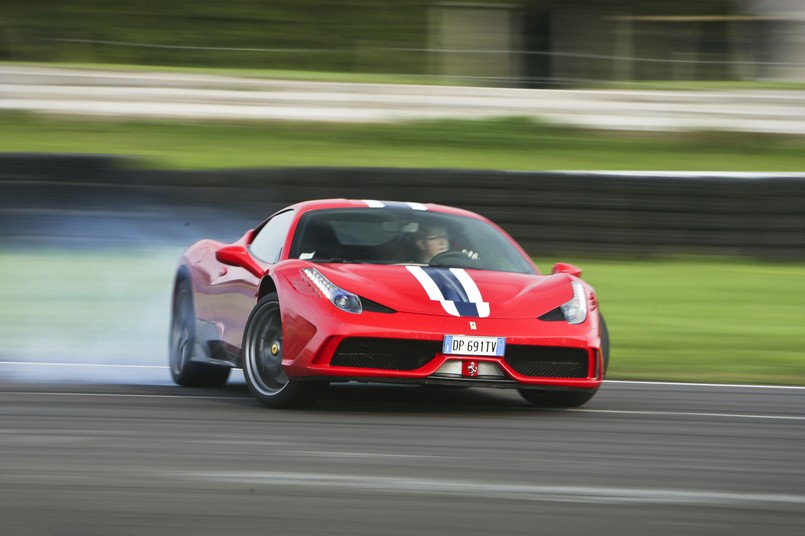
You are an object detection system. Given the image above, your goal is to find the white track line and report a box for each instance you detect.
[175,471,805,507]
[0,361,167,369]
[604,379,805,390]
[570,409,805,421]
[3,391,251,401]
[2,361,804,390]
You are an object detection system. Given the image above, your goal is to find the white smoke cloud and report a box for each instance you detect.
[0,245,187,384]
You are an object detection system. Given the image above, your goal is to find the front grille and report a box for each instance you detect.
[505,346,589,378]
[331,338,441,371]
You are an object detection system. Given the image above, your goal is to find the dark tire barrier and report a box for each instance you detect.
[2,154,804,259]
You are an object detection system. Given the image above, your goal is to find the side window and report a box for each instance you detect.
[249,210,295,263]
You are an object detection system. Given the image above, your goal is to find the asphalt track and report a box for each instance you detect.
[2,374,804,536]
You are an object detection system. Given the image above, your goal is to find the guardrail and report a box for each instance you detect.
[2,154,804,259]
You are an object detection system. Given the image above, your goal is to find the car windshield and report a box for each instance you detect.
[288,208,536,274]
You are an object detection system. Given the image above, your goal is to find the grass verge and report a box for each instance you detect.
[544,256,805,385]
[2,112,805,171]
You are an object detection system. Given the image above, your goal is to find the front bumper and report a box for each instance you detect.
[281,303,604,391]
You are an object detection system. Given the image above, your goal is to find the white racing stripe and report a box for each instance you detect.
[450,268,490,317]
[176,471,805,507]
[361,200,428,210]
[406,265,443,301]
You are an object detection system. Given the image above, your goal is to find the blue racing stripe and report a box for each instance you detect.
[422,267,469,303]
[421,267,482,317]
[454,301,480,317]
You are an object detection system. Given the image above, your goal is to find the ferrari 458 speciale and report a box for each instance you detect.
[169,199,609,408]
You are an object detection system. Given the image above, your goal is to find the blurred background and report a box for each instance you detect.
[3,0,805,86]
[0,0,804,384]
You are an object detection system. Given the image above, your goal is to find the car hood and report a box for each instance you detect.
[313,264,574,319]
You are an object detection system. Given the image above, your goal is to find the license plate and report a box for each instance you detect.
[443,335,506,357]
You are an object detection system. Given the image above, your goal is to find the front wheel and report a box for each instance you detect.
[242,293,325,408]
[518,389,597,408]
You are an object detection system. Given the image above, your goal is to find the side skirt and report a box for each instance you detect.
[193,319,240,368]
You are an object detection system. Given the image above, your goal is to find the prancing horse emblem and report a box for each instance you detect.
[464,361,479,377]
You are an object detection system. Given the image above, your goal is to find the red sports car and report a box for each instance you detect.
[169,199,609,408]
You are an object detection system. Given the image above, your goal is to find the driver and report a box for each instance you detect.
[415,224,450,263]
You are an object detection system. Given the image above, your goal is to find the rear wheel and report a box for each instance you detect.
[242,293,325,408]
[518,389,596,408]
[169,277,230,387]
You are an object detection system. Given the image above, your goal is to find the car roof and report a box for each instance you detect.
[287,198,485,220]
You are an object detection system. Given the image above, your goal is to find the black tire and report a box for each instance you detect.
[242,293,325,408]
[169,277,231,387]
[519,313,608,408]
[518,389,597,408]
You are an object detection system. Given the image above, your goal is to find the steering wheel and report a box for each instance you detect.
[428,250,474,266]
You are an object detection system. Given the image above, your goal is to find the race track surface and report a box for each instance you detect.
[2,378,804,536]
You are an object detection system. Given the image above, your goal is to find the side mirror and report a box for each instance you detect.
[551,262,582,278]
[215,245,264,277]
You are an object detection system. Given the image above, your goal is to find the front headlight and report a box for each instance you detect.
[301,267,363,314]
[560,281,588,325]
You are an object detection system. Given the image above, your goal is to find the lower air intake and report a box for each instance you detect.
[505,346,589,378]
[331,338,441,371]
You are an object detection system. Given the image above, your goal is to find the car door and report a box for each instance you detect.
[211,209,296,351]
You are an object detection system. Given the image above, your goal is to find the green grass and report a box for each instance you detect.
[3,112,805,171]
[538,256,805,385]
[1,249,803,385]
